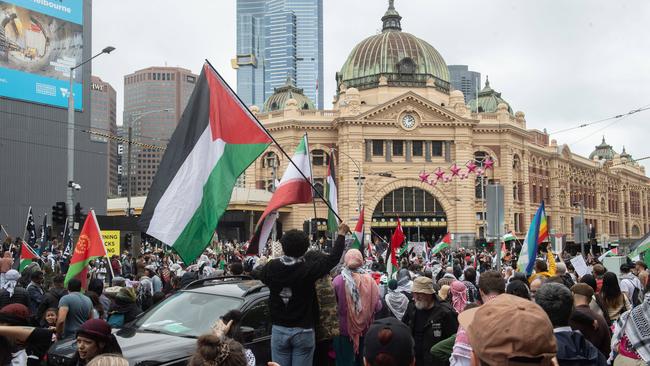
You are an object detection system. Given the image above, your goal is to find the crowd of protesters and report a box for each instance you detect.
[1,228,650,366]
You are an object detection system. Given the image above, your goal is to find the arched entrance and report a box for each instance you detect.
[371,187,447,244]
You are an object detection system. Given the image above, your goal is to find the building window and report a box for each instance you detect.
[311,149,327,166]
[392,140,404,156]
[412,141,423,156]
[313,178,324,197]
[431,141,443,156]
[263,152,279,168]
[372,140,384,156]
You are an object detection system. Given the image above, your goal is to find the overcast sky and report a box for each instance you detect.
[92,0,650,171]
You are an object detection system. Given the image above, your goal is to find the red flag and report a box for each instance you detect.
[390,218,405,267]
[64,210,108,289]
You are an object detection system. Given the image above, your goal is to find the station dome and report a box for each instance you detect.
[337,0,450,94]
[589,137,617,161]
[263,76,315,112]
[468,77,513,114]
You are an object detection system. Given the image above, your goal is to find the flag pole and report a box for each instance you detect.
[204,59,344,225]
[305,133,319,244]
[21,206,31,241]
[0,224,8,239]
[91,210,115,279]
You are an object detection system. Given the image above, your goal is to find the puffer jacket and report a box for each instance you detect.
[554,330,607,366]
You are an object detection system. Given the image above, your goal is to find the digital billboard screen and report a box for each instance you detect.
[0,0,84,109]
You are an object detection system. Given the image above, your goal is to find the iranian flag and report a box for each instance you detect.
[431,233,451,255]
[18,241,39,272]
[325,151,339,232]
[386,218,405,276]
[350,207,364,250]
[64,210,108,289]
[248,135,313,255]
[140,63,272,264]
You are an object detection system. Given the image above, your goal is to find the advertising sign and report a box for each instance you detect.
[101,230,120,258]
[0,0,84,109]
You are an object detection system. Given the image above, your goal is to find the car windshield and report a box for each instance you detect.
[133,291,243,337]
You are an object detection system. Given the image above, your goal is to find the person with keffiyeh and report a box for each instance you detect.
[0,269,30,309]
[609,293,650,365]
[332,248,381,366]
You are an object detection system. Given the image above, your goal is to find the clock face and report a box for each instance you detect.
[401,114,416,129]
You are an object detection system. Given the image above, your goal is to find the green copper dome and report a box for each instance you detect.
[263,76,315,112]
[468,77,513,115]
[589,137,617,161]
[337,0,450,94]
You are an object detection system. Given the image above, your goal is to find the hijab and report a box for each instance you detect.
[341,249,378,354]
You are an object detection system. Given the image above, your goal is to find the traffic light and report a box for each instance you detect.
[74,203,86,224]
[51,202,67,226]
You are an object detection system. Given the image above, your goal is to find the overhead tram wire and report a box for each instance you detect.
[549,104,650,135]
[0,109,170,143]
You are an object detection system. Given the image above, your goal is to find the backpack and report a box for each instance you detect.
[623,278,642,307]
[107,312,125,328]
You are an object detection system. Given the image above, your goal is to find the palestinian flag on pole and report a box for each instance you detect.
[18,241,39,272]
[325,152,339,233]
[248,135,313,255]
[64,210,108,289]
[350,206,364,251]
[140,63,272,264]
[431,233,451,255]
[598,247,619,262]
[386,218,405,277]
[502,232,516,242]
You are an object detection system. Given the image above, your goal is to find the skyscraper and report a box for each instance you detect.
[449,65,481,104]
[90,76,118,197]
[234,0,323,109]
[123,66,197,196]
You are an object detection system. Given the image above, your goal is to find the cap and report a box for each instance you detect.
[458,294,556,365]
[0,304,30,326]
[571,283,594,299]
[364,318,414,366]
[412,276,435,295]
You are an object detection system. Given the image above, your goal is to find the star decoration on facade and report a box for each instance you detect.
[434,168,445,181]
[483,158,494,170]
[466,161,477,173]
[443,175,451,183]
[476,167,484,176]
[450,163,461,177]
[459,171,468,180]
[419,171,430,183]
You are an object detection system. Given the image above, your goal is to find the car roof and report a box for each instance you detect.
[182,276,269,298]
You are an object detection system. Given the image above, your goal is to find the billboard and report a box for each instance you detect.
[0,0,84,109]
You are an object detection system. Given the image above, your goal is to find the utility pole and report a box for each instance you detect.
[127,126,133,216]
[579,200,586,257]
[271,160,277,243]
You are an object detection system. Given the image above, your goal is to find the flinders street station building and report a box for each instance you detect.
[242,2,650,249]
[109,2,650,249]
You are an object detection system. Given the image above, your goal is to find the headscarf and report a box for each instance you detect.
[384,279,408,321]
[450,280,468,313]
[137,277,153,304]
[1,270,19,297]
[341,249,378,354]
[611,293,650,362]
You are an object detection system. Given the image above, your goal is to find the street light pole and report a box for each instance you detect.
[335,149,363,213]
[66,46,115,229]
[126,108,173,216]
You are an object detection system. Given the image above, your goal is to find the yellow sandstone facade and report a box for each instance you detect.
[242,2,649,247]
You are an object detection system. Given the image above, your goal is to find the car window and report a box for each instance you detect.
[134,291,243,337]
[241,299,270,339]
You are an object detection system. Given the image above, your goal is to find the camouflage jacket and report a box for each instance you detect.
[315,275,339,341]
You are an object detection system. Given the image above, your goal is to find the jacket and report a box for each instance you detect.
[0,287,31,309]
[554,329,607,366]
[569,305,611,356]
[26,282,44,316]
[402,300,459,366]
[254,234,345,329]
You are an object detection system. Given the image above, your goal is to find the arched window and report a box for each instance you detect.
[632,225,641,237]
[311,149,328,166]
[263,152,279,168]
[271,101,279,111]
[513,154,521,170]
[397,57,416,74]
[302,103,309,110]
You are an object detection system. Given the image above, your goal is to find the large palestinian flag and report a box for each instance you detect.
[140,63,272,264]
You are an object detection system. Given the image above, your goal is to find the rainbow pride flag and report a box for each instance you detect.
[517,201,548,275]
